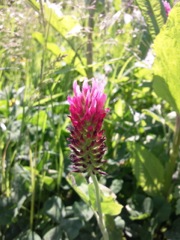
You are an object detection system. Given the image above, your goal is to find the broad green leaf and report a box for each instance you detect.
[105,215,123,240]
[164,218,180,240]
[17,230,41,240]
[40,175,55,191]
[135,0,166,40]
[43,226,62,240]
[66,173,89,205]
[32,31,44,45]
[27,0,81,38]
[46,42,61,56]
[61,218,82,240]
[32,32,62,56]
[129,143,165,196]
[88,183,123,216]
[153,3,180,113]
[73,201,94,221]
[42,196,62,223]
[114,99,126,118]
[110,179,123,194]
[153,196,171,223]
[27,0,86,75]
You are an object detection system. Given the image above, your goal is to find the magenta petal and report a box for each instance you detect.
[67,78,109,175]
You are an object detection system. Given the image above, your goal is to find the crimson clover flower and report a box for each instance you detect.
[67,79,109,175]
[162,0,171,16]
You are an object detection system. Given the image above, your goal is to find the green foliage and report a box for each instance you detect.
[135,0,166,40]
[153,2,180,113]
[129,143,166,196]
[67,173,123,216]
[0,0,180,239]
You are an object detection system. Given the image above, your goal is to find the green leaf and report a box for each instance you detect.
[43,226,62,240]
[17,230,41,240]
[32,31,62,56]
[135,0,166,40]
[143,109,174,131]
[126,196,153,221]
[0,197,16,226]
[42,196,62,223]
[110,179,123,194]
[0,99,8,116]
[113,0,122,11]
[164,218,180,240]
[40,175,55,191]
[73,201,94,221]
[29,110,47,130]
[61,218,82,240]
[175,199,180,215]
[67,174,123,216]
[153,196,171,223]
[129,143,165,196]
[66,173,89,205]
[105,215,123,240]
[153,3,180,113]
[32,31,44,44]
[88,183,123,216]
[27,0,81,38]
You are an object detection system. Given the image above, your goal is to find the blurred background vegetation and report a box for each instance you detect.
[0,0,180,239]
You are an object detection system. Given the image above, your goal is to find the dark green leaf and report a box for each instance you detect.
[61,218,82,240]
[42,196,62,223]
[43,226,62,240]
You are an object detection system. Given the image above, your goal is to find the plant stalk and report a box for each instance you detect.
[30,149,36,230]
[169,113,180,173]
[166,114,180,195]
[86,0,96,78]
[90,173,109,240]
[171,114,180,163]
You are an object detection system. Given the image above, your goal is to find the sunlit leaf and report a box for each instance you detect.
[143,109,174,131]
[129,143,165,196]
[66,173,89,205]
[88,183,123,216]
[135,0,166,40]
[153,3,180,113]
[29,110,47,130]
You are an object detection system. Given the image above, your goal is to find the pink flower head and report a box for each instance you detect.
[162,0,171,16]
[67,78,109,175]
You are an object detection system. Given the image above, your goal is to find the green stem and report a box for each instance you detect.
[171,114,180,163]
[166,114,180,196]
[86,0,96,78]
[30,149,36,230]
[90,173,109,240]
[169,114,180,174]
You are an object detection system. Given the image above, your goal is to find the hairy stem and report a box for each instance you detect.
[90,173,109,240]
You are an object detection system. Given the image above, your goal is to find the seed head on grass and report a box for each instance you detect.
[67,79,109,175]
